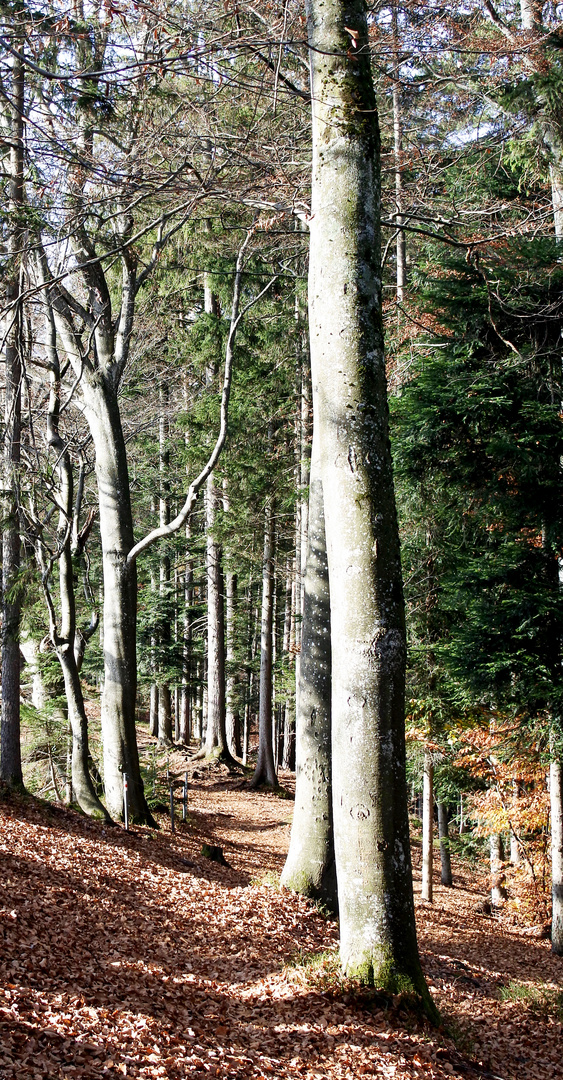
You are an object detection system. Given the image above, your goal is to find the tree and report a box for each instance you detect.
[0,37,24,788]
[305,0,433,1008]
[281,430,336,911]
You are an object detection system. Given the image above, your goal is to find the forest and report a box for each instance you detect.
[1,0,563,1077]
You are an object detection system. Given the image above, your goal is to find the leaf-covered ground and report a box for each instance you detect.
[1,750,562,1080]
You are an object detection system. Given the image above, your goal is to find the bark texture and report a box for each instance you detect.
[281,433,336,911]
[205,473,227,757]
[422,750,434,902]
[550,759,563,954]
[1,50,24,788]
[306,0,431,1007]
[82,379,151,822]
[250,500,278,789]
[437,802,453,887]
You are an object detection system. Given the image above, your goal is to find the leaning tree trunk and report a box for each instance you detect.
[1,49,24,788]
[281,431,336,911]
[306,0,432,1009]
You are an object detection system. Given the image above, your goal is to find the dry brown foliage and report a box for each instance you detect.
[1,744,562,1080]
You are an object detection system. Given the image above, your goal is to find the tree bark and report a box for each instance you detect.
[422,749,434,902]
[306,0,431,1008]
[437,801,453,888]
[490,833,507,906]
[550,758,563,954]
[157,382,172,743]
[392,0,407,305]
[281,431,336,911]
[205,473,228,757]
[82,378,152,823]
[38,331,110,820]
[225,566,241,757]
[250,499,278,789]
[1,49,24,788]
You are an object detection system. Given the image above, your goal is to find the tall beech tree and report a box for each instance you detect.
[305,0,432,1007]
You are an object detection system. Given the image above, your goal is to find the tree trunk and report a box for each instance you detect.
[1,49,24,789]
[205,473,228,757]
[281,432,336,911]
[157,383,172,743]
[422,749,434,902]
[55,457,110,820]
[82,378,153,823]
[250,500,278,789]
[437,801,453,888]
[149,683,159,738]
[490,833,507,906]
[306,0,431,1008]
[225,568,241,757]
[392,1,407,305]
[550,758,563,954]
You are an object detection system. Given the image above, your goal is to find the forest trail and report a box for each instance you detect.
[1,746,562,1080]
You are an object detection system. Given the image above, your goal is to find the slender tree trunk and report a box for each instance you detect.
[422,749,434,902]
[437,802,453,888]
[45,362,110,820]
[223,483,241,757]
[179,519,193,745]
[158,383,172,743]
[281,432,336,910]
[306,0,431,1008]
[281,554,295,771]
[459,791,469,834]
[205,473,228,756]
[250,500,278,789]
[550,758,563,954]
[225,567,241,757]
[392,1,406,305]
[509,780,521,865]
[1,50,24,788]
[148,494,159,737]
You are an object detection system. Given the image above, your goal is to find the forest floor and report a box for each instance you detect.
[1,734,562,1080]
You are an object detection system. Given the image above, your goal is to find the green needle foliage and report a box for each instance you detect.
[393,235,563,725]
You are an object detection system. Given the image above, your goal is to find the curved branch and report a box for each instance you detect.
[127,236,277,566]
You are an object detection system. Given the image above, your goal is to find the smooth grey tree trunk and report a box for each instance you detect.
[437,802,453,887]
[250,499,278,789]
[422,750,434,902]
[490,833,507,906]
[281,432,336,911]
[550,758,563,953]
[306,0,432,1009]
[82,379,152,823]
[1,50,24,788]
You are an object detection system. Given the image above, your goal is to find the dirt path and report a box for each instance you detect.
[1,749,562,1080]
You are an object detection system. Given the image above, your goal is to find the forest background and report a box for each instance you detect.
[1,0,563,969]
